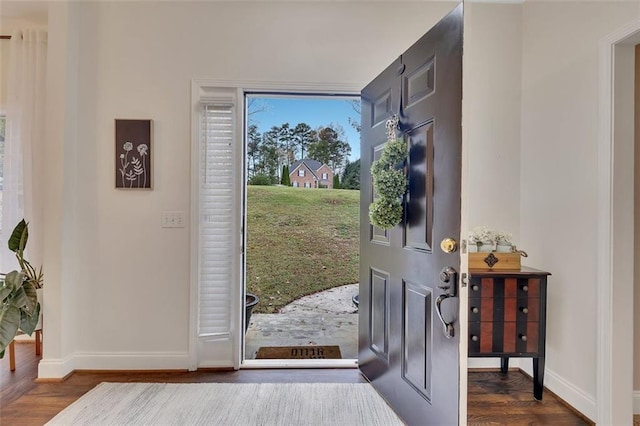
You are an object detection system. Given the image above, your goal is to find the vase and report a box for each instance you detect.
[479,242,494,252]
[496,244,513,253]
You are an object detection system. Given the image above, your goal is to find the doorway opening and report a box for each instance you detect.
[242,94,361,366]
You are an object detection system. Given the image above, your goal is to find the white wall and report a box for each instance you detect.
[38,0,458,376]
[462,2,523,369]
[520,1,640,420]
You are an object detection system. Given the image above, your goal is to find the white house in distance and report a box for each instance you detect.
[289,159,333,188]
[1,1,639,424]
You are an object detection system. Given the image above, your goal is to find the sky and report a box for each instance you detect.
[247,96,361,162]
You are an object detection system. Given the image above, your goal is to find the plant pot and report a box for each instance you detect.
[496,244,513,253]
[245,293,259,332]
[479,242,494,252]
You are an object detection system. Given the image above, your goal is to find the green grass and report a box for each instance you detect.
[246,186,360,313]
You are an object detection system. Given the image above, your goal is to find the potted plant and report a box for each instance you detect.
[0,220,43,358]
[495,232,513,253]
[468,226,495,252]
[245,292,259,332]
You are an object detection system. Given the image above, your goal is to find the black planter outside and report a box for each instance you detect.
[245,293,259,332]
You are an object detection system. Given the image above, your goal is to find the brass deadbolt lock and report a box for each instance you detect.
[440,238,458,253]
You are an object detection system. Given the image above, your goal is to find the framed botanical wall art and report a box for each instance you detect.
[115,119,152,189]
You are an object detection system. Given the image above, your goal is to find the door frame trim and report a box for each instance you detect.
[189,79,362,371]
[597,19,640,425]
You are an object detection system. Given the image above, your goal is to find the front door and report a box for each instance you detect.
[358,4,463,425]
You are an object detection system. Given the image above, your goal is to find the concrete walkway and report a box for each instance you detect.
[245,284,359,360]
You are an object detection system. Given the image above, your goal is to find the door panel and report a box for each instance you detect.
[405,121,434,251]
[359,4,463,425]
[370,268,390,361]
[402,280,433,402]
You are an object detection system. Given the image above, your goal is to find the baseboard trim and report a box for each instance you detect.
[37,352,192,378]
[72,351,190,371]
[37,355,75,379]
[633,391,640,414]
[519,367,596,423]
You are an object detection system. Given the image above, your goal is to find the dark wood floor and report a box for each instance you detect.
[2,341,592,425]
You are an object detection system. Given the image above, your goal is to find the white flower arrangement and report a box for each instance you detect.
[496,231,512,245]
[468,226,515,253]
[468,226,495,244]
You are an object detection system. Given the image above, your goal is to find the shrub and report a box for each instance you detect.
[249,174,274,186]
[333,174,340,189]
[281,165,291,186]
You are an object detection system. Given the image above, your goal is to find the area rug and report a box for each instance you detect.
[46,382,404,426]
[255,345,342,359]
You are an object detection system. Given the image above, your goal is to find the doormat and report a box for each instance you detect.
[255,345,342,359]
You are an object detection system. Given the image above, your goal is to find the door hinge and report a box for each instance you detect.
[461,272,468,288]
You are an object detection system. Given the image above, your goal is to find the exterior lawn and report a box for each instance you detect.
[246,185,360,313]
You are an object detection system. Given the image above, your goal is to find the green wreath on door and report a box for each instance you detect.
[369,115,408,230]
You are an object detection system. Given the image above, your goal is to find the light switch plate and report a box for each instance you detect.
[162,211,185,228]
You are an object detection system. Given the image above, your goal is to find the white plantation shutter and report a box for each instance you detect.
[199,102,235,338]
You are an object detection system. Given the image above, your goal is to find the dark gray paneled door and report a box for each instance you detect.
[358,4,463,425]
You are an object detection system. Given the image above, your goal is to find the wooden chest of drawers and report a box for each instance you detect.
[468,267,550,400]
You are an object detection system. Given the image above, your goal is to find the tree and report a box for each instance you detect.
[346,99,361,133]
[257,131,280,183]
[333,174,340,189]
[247,124,262,178]
[308,124,351,174]
[278,123,296,166]
[341,159,360,190]
[292,123,315,159]
[281,165,291,186]
[247,98,269,125]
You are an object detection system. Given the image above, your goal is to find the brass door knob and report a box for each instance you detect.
[440,238,458,253]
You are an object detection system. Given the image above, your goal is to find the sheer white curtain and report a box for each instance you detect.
[1,29,47,272]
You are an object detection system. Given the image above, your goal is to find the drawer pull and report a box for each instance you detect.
[471,307,479,314]
[520,334,527,342]
[520,307,529,314]
[522,285,529,292]
[472,285,479,291]
[471,335,479,342]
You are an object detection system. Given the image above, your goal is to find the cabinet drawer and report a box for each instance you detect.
[469,297,540,322]
[469,277,540,298]
[469,321,539,355]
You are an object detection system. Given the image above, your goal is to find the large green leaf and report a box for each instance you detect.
[8,219,27,254]
[19,302,40,335]
[0,270,22,297]
[0,303,20,354]
[10,286,28,309]
[0,279,12,302]
[5,270,25,294]
[21,281,37,314]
